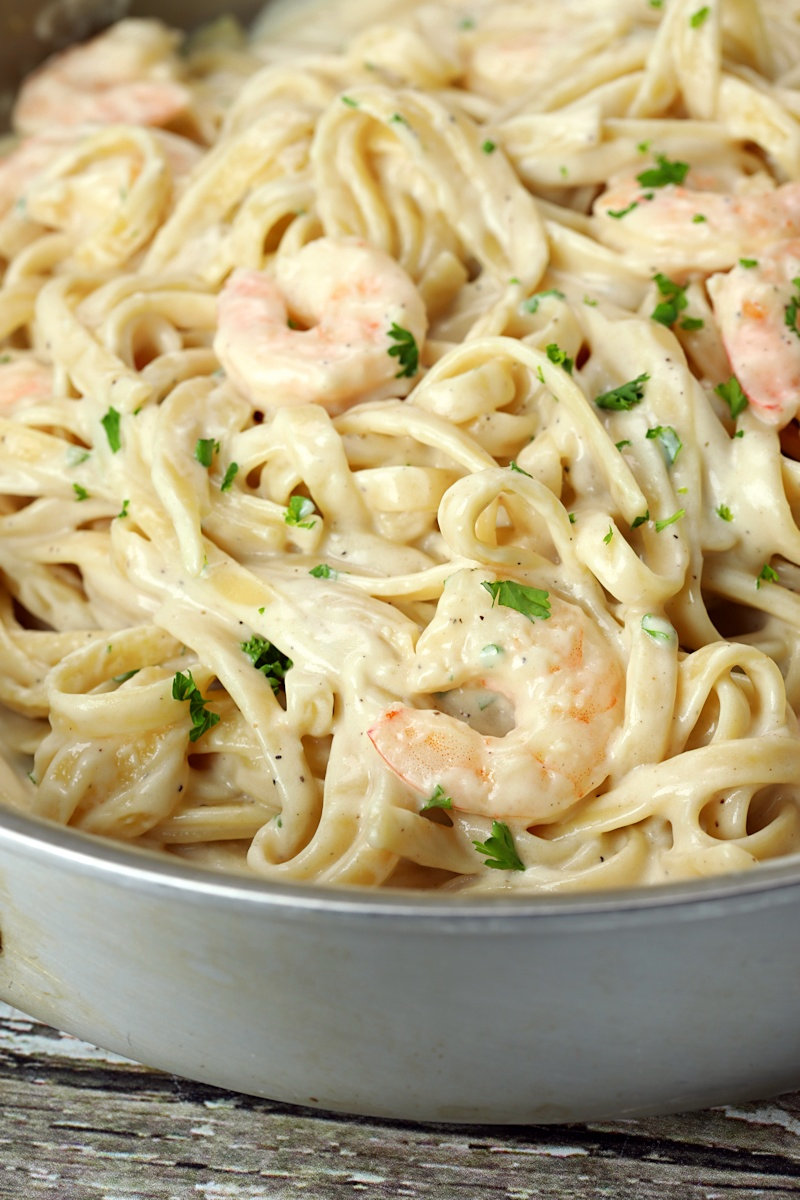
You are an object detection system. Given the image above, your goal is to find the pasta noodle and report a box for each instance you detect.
[2,0,800,892]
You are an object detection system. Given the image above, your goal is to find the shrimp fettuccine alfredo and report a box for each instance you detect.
[2,0,800,893]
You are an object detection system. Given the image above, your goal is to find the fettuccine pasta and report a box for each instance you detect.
[2,0,800,892]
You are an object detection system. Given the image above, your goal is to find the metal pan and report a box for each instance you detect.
[1,807,799,1123]
[0,0,799,1124]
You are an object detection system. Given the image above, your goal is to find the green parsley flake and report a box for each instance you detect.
[387,322,420,378]
[607,201,638,219]
[692,213,707,223]
[481,139,497,154]
[220,462,239,492]
[101,406,122,453]
[194,437,219,467]
[240,635,293,691]
[508,460,532,477]
[784,277,800,340]
[680,316,705,331]
[616,439,632,451]
[118,498,130,518]
[285,495,317,529]
[739,257,758,268]
[757,563,779,588]
[690,5,711,27]
[654,508,685,532]
[481,579,551,621]
[603,526,614,545]
[715,375,749,418]
[594,373,650,410]
[421,784,453,812]
[636,154,690,189]
[646,424,682,464]
[472,820,525,871]
[309,563,338,579]
[113,668,140,683]
[521,288,565,314]
[651,273,688,326]
[631,510,650,528]
[72,483,89,501]
[545,343,574,374]
[341,95,359,107]
[641,614,674,641]
[172,670,220,742]
[716,503,734,521]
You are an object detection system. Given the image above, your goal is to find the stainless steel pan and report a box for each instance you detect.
[0,0,799,1124]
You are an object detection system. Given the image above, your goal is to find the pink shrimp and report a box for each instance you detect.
[12,19,191,136]
[0,357,53,413]
[594,168,800,275]
[707,240,800,427]
[214,237,428,414]
[367,568,624,823]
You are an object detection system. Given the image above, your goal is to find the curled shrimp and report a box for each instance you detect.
[0,356,53,414]
[707,240,800,427]
[594,168,800,274]
[214,236,428,414]
[367,569,624,823]
[12,19,191,136]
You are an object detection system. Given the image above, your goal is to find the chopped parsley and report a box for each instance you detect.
[118,498,130,518]
[603,525,614,545]
[285,495,317,529]
[481,579,551,621]
[194,437,219,467]
[421,784,453,812]
[646,424,682,464]
[387,322,420,378]
[472,820,525,872]
[654,508,685,532]
[631,510,650,528]
[716,503,733,521]
[690,5,711,27]
[546,343,574,374]
[341,95,359,107]
[309,562,338,578]
[607,200,638,219]
[615,439,632,451]
[172,670,220,742]
[521,288,565,314]
[692,213,707,223]
[738,257,758,269]
[100,406,122,453]
[508,460,532,477]
[715,375,749,418]
[594,373,649,410]
[240,635,293,691]
[112,668,140,683]
[481,139,497,154]
[220,462,239,492]
[641,614,674,641]
[784,277,800,339]
[757,563,779,588]
[680,316,705,331]
[636,154,689,189]
[651,273,688,326]
[72,483,89,501]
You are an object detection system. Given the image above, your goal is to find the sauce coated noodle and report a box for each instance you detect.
[2,0,800,892]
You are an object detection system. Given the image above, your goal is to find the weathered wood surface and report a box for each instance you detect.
[1,1002,799,1199]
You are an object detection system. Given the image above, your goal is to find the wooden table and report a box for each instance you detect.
[1,1000,798,1198]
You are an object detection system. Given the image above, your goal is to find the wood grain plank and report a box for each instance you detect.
[2,1004,799,1200]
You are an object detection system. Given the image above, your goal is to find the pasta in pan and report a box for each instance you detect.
[2,0,800,891]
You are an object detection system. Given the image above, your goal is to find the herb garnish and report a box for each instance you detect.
[172,670,220,742]
[285,496,317,529]
[594,373,649,410]
[715,375,749,418]
[636,155,690,189]
[757,563,779,588]
[421,784,453,812]
[309,563,338,578]
[546,343,574,374]
[481,579,551,621]
[472,820,525,871]
[220,462,239,492]
[194,437,219,467]
[646,424,682,464]
[716,503,733,521]
[641,614,674,641]
[101,406,122,453]
[651,273,688,326]
[387,323,420,378]
[240,635,293,691]
[72,483,89,501]
[690,5,711,27]
[521,288,565,314]
[784,277,800,340]
[654,508,685,532]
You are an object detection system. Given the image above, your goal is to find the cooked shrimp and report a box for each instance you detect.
[594,168,800,274]
[12,19,191,136]
[214,236,428,414]
[367,568,624,823]
[707,240,800,427]
[0,357,53,413]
